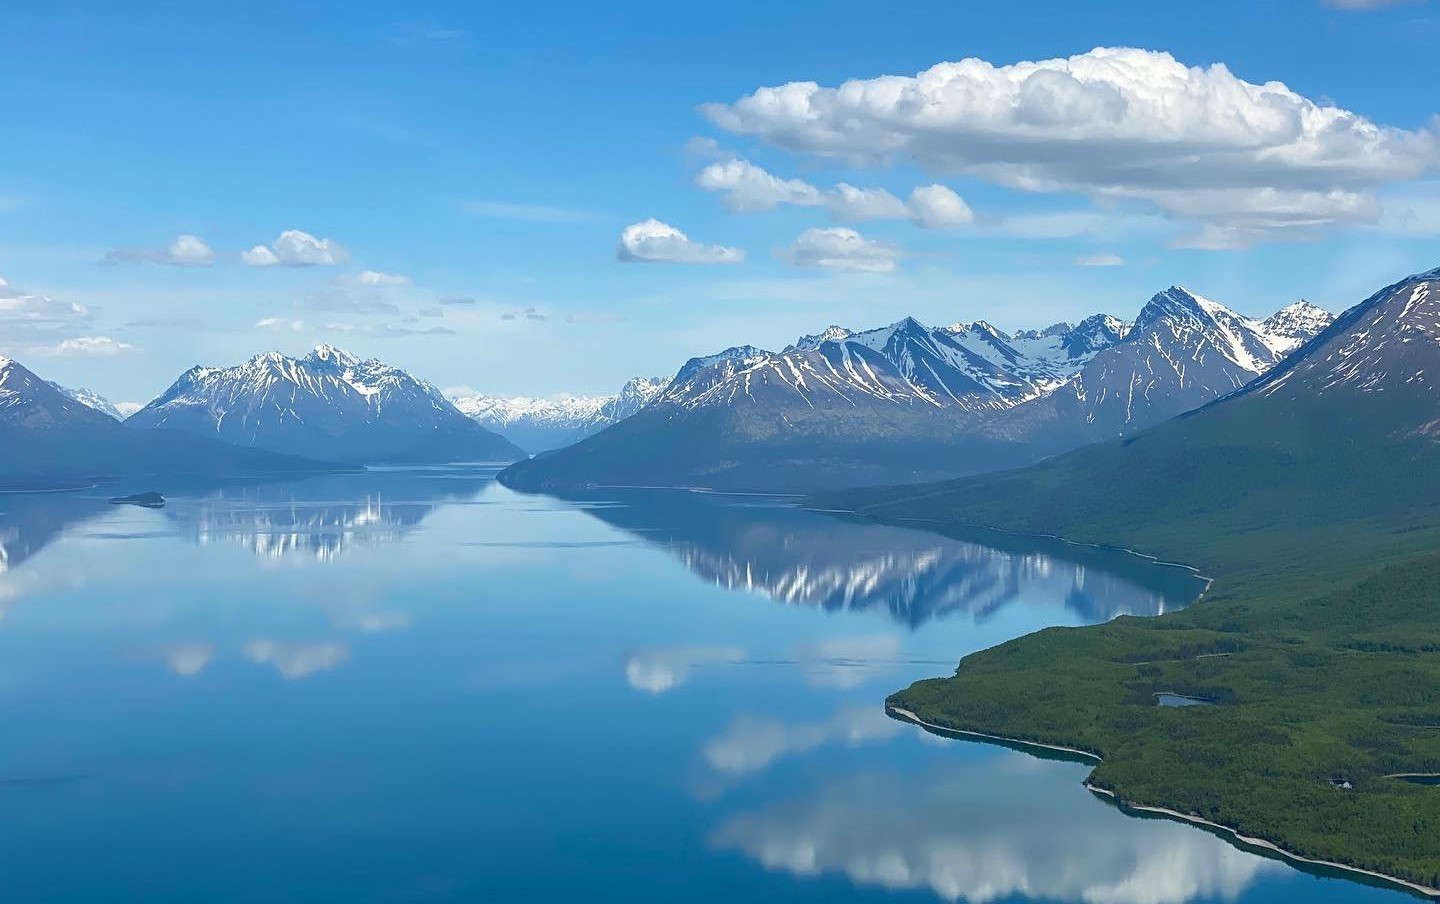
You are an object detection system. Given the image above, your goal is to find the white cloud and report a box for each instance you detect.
[1075,251,1126,267]
[826,183,910,221]
[0,279,92,330]
[906,184,975,228]
[782,227,900,273]
[355,269,411,287]
[697,159,824,212]
[255,317,307,331]
[35,336,133,357]
[697,159,972,229]
[616,219,744,265]
[704,47,1440,241]
[103,234,216,267]
[243,229,349,267]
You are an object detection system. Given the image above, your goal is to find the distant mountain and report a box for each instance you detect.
[969,287,1334,459]
[450,375,670,452]
[1261,300,1334,354]
[500,293,1327,493]
[128,346,524,465]
[841,267,1437,539]
[48,383,123,419]
[1,356,329,489]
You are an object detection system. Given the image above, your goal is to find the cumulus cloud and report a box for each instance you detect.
[697,159,824,211]
[103,234,216,267]
[697,159,972,228]
[1075,251,1126,267]
[34,336,133,357]
[782,227,900,272]
[243,230,349,267]
[703,47,1440,242]
[905,184,975,228]
[355,270,411,287]
[616,219,744,264]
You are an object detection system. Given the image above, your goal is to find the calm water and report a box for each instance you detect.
[0,467,1413,903]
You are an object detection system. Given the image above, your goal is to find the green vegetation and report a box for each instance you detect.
[823,388,1440,890]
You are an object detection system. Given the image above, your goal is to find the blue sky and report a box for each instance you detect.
[2,0,1439,403]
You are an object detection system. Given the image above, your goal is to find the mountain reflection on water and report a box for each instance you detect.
[565,489,1207,627]
[0,471,1413,904]
[161,467,492,561]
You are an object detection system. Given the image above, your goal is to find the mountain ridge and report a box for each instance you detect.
[499,291,1331,492]
[128,346,524,465]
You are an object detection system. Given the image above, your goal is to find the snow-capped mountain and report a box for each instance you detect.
[450,375,670,452]
[1260,300,1338,355]
[47,383,124,419]
[979,288,1335,455]
[658,316,1127,417]
[1249,268,1439,405]
[500,289,1331,493]
[128,346,524,465]
[1,357,117,430]
[2,355,326,488]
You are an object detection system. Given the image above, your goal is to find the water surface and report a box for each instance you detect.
[0,468,1410,902]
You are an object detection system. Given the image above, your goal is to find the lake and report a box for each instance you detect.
[0,466,1414,903]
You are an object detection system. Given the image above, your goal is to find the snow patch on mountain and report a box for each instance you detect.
[48,383,124,419]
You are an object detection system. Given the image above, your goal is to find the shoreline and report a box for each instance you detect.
[886,706,1101,762]
[890,705,1439,899]
[1085,784,1440,899]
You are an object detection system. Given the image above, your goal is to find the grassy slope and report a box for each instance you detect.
[827,390,1440,888]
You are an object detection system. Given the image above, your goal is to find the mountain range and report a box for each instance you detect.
[499,291,1333,492]
[127,346,523,465]
[449,375,670,452]
[0,355,327,489]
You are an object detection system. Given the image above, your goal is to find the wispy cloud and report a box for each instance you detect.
[102,234,215,267]
[1075,251,1126,267]
[34,336,134,357]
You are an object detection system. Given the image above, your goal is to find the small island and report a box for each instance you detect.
[108,491,166,508]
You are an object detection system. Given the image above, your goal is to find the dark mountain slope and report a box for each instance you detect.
[1,356,331,490]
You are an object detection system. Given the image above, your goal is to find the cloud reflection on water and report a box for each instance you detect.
[712,756,1278,904]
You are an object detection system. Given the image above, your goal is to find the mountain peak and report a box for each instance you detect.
[889,315,929,333]
[307,344,360,369]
